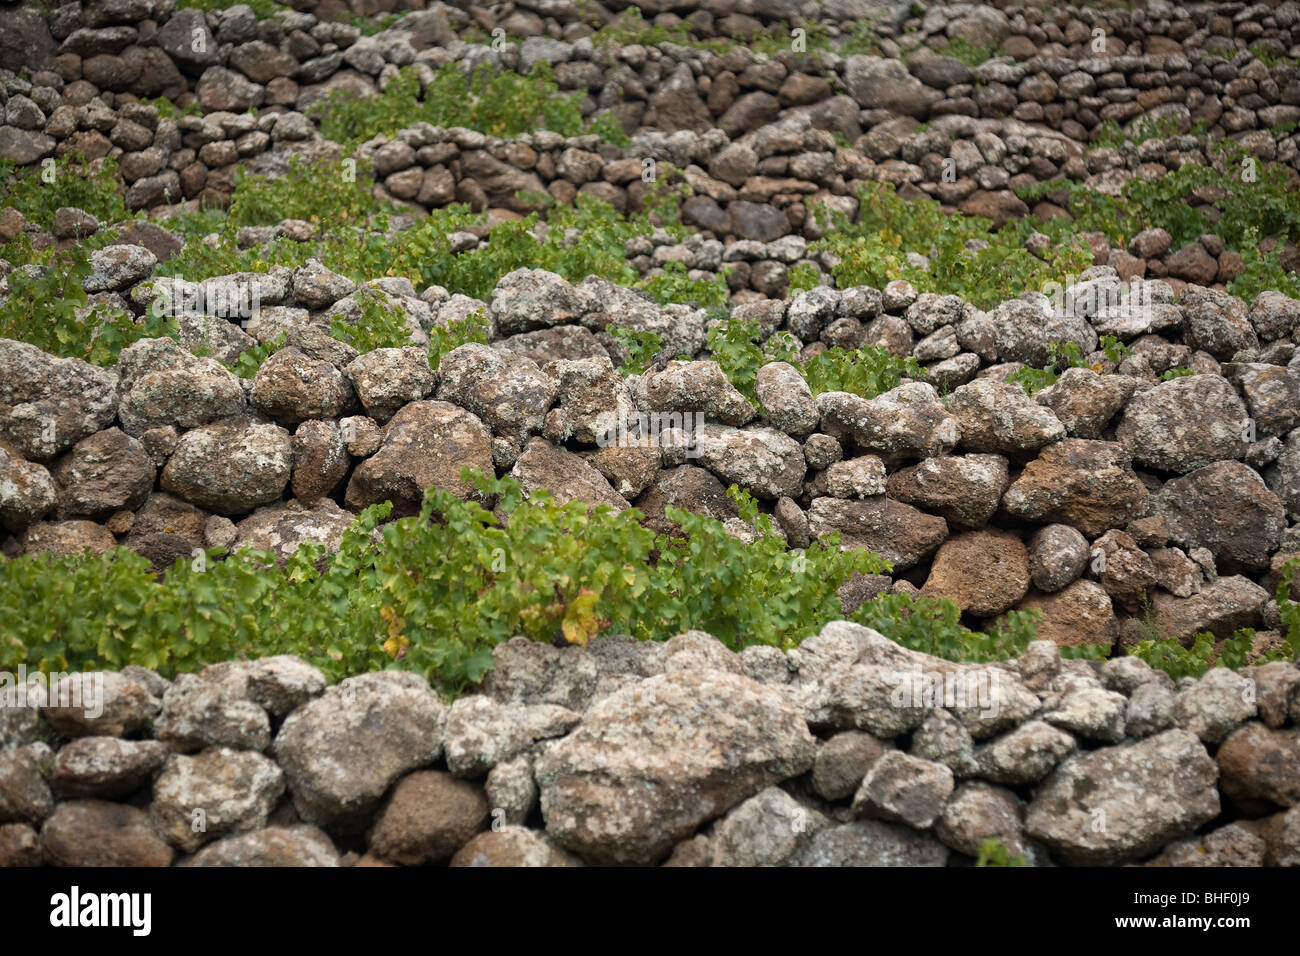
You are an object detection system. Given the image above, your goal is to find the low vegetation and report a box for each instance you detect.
[794,181,1096,309]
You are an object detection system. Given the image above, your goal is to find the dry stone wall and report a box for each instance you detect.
[3,625,1299,867]
[2,0,1300,868]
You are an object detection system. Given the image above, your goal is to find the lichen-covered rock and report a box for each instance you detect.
[580,277,706,358]
[273,672,447,828]
[437,343,556,438]
[1216,723,1300,810]
[84,244,156,293]
[851,751,954,829]
[40,799,174,867]
[1025,729,1220,864]
[824,455,887,498]
[792,818,949,866]
[116,338,245,436]
[1043,685,1127,743]
[250,348,353,426]
[290,419,349,503]
[709,787,830,866]
[344,400,493,515]
[50,427,154,517]
[442,695,580,778]
[549,356,632,445]
[988,297,1096,365]
[491,268,592,336]
[0,446,57,532]
[291,259,354,310]
[50,738,169,799]
[1150,461,1286,574]
[150,748,284,852]
[946,379,1064,456]
[755,362,819,436]
[816,382,959,461]
[343,347,437,424]
[1018,580,1118,649]
[41,671,158,738]
[366,770,490,865]
[974,720,1078,785]
[1182,287,1257,359]
[510,437,630,512]
[155,672,271,753]
[808,496,948,569]
[1091,528,1156,612]
[786,622,1038,741]
[642,360,756,428]
[1036,367,1142,439]
[450,826,584,867]
[812,730,890,801]
[1171,668,1257,745]
[693,424,805,500]
[1147,575,1270,645]
[0,338,118,460]
[1249,661,1300,729]
[535,669,815,865]
[232,497,356,565]
[935,781,1040,863]
[1145,823,1267,867]
[0,743,54,826]
[1027,523,1089,593]
[1229,363,1300,437]
[1126,682,1177,739]
[161,418,292,514]
[182,825,339,867]
[885,453,1008,530]
[1116,375,1250,473]
[1246,290,1300,341]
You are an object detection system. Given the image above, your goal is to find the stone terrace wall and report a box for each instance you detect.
[4,0,1300,299]
[1,262,1298,655]
[2,0,1299,228]
[2,625,1299,866]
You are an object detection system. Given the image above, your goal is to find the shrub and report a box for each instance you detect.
[178,0,282,18]
[807,183,1094,308]
[1129,560,1298,679]
[0,472,890,694]
[0,154,132,240]
[1019,139,1300,285]
[228,332,286,379]
[608,324,665,375]
[312,63,595,148]
[706,316,798,403]
[939,37,998,66]
[329,288,416,353]
[0,244,177,366]
[976,839,1029,867]
[427,309,491,370]
[799,344,923,397]
[639,260,731,310]
[1006,341,1089,395]
[850,592,1040,663]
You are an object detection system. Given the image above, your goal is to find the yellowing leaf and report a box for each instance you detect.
[380,605,409,659]
[561,588,606,648]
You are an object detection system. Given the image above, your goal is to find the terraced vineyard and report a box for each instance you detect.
[0,0,1298,875]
